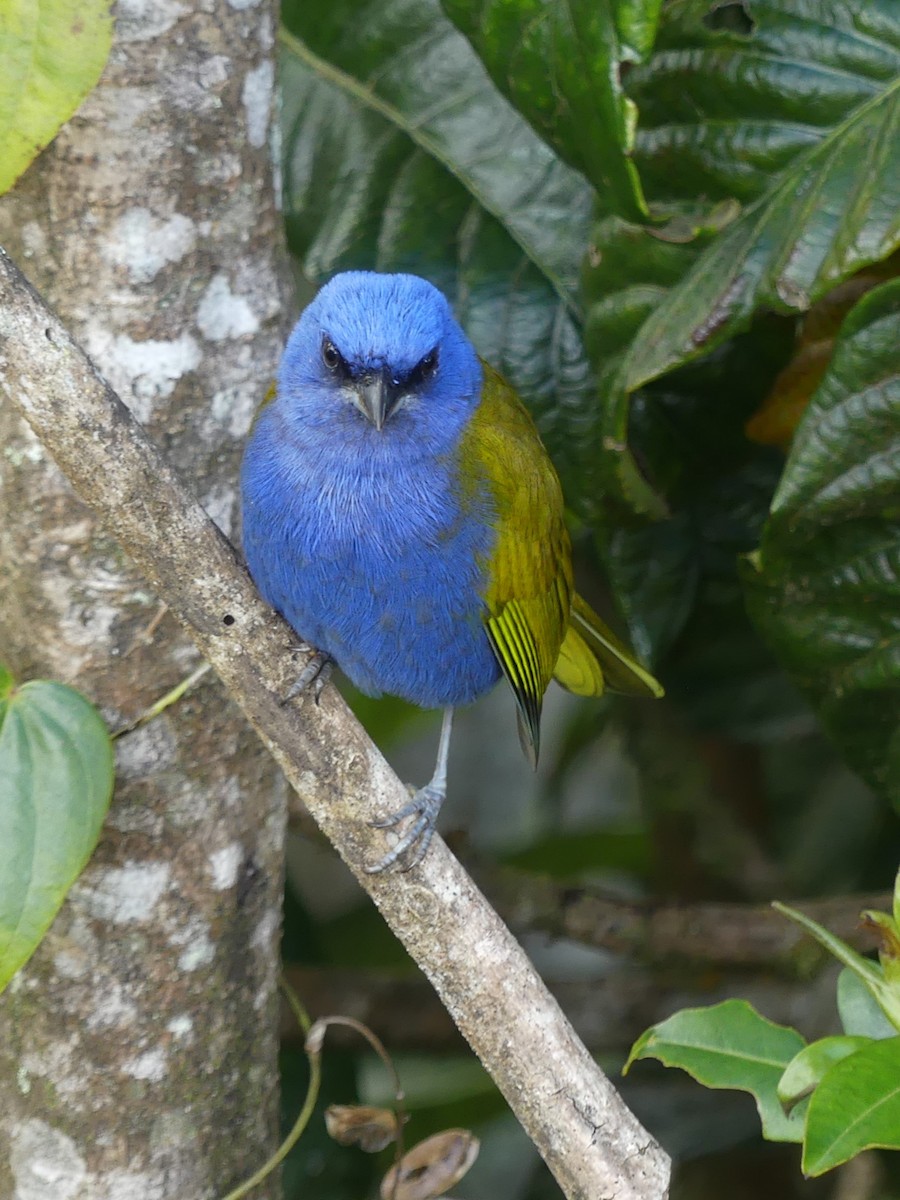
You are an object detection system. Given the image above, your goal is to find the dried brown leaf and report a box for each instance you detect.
[379,1129,479,1200]
[325,1104,404,1153]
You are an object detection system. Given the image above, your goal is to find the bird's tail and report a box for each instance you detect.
[553,593,664,699]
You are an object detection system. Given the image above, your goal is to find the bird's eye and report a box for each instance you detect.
[322,338,340,371]
[418,348,438,377]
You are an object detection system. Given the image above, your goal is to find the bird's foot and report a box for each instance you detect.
[364,783,445,874]
[282,649,333,705]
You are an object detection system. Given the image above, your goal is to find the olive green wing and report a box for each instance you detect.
[459,363,573,766]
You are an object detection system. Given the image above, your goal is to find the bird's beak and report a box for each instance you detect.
[353,368,400,431]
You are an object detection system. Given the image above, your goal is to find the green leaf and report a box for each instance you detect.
[777,1036,870,1109]
[628,1,900,384]
[583,203,740,387]
[600,2,900,512]
[280,0,593,308]
[583,203,742,519]
[0,676,114,990]
[0,0,113,195]
[773,900,900,1033]
[838,968,900,1040]
[595,310,803,733]
[629,0,900,208]
[624,999,807,1142]
[861,907,900,985]
[442,0,660,221]
[803,1036,900,1175]
[624,72,900,381]
[279,2,595,505]
[745,279,900,801]
[601,514,699,662]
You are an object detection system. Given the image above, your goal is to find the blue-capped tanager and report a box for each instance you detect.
[240,272,662,871]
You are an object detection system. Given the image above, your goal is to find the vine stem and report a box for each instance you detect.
[219,978,320,1200]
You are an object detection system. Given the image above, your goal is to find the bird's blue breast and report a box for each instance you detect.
[240,407,502,708]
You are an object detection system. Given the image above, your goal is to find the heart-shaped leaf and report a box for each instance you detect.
[0,672,114,990]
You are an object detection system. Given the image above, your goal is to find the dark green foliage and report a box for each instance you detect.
[278,0,900,1190]
[443,0,659,220]
[746,280,900,800]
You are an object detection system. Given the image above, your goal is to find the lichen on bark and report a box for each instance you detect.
[0,2,292,1196]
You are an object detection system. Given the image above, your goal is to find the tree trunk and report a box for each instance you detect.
[0,2,291,1195]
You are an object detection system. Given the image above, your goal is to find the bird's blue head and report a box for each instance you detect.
[276,272,483,458]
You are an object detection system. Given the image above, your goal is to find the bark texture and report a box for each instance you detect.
[0,247,671,1200]
[0,3,290,1196]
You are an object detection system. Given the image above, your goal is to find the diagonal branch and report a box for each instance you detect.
[0,246,670,1200]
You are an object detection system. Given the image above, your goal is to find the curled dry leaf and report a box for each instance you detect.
[325,1104,405,1152]
[745,253,900,449]
[380,1129,479,1200]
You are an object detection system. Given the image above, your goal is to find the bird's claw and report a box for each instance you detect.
[364,784,445,874]
[282,649,333,705]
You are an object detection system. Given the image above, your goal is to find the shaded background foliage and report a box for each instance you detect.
[275,0,899,1195]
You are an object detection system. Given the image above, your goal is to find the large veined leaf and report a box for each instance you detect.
[0,671,114,990]
[745,279,900,802]
[583,203,739,390]
[584,210,798,707]
[629,0,899,207]
[280,0,593,308]
[442,0,660,222]
[598,0,900,513]
[279,1,595,501]
[0,0,113,195]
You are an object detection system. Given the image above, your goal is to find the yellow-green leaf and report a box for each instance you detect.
[0,0,113,195]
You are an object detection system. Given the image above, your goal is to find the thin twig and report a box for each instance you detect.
[112,661,212,738]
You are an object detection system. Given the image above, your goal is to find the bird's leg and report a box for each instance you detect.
[282,647,333,705]
[365,707,454,874]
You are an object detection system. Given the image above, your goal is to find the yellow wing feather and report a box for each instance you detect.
[460,364,573,765]
[559,594,665,699]
[459,362,664,766]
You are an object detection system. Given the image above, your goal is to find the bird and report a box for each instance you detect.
[240,271,663,872]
